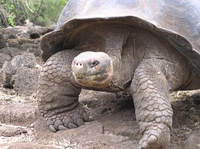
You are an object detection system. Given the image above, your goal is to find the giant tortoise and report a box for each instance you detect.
[37,0,200,148]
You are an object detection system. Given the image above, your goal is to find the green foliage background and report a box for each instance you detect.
[0,0,68,27]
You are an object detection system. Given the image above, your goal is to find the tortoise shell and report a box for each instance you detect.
[40,0,200,89]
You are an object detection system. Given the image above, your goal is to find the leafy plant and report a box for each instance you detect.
[0,0,68,27]
[7,14,15,26]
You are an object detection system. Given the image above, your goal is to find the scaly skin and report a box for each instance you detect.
[131,61,173,149]
[37,50,89,132]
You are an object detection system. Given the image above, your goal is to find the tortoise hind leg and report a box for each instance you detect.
[131,61,173,149]
[37,50,89,132]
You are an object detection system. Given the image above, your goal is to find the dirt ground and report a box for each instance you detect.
[0,87,200,149]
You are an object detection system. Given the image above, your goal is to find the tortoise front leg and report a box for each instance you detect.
[37,50,89,132]
[131,61,173,149]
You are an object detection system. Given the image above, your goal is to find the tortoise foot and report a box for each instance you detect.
[45,106,89,132]
[138,123,170,149]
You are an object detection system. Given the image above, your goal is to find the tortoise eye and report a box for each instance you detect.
[89,60,99,68]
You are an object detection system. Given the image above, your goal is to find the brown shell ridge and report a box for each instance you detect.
[41,16,195,60]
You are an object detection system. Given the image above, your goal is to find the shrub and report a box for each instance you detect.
[0,0,67,27]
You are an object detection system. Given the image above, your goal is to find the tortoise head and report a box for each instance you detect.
[71,51,113,88]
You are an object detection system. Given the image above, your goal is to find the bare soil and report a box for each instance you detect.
[0,88,200,149]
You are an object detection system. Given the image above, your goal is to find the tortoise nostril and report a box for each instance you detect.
[90,60,99,68]
[75,62,83,67]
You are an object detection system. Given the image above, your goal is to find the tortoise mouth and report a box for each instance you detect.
[75,73,111,86]
[71,51,113,88]
[75,72,109,79]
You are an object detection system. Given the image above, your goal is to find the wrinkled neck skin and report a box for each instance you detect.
[108,28,191,92]
[110,28,191,92]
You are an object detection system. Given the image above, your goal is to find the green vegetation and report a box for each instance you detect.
[0,0,68,27]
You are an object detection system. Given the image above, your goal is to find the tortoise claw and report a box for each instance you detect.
[138,123,170,149]
[45,106,89,132]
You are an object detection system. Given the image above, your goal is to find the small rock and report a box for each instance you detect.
[11,67,40,96]
[0,33,6,49]
[0,124,27,137]
[183,131,200,149]
[2,53,41,96]
[0,103,37,125]
[0,53,11,67]
[11,53,37,69]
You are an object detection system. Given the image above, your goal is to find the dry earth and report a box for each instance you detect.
[0,87,200,149]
